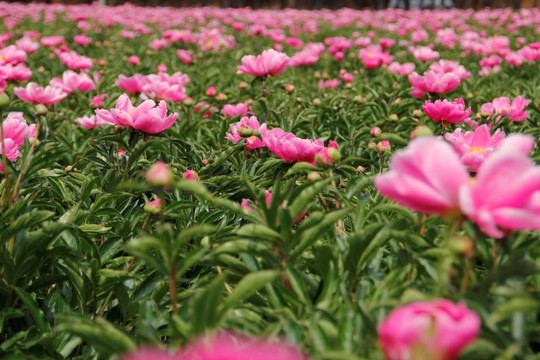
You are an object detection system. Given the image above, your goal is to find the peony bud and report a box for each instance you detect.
[377,140,391,153]
[388,114,399,122]
[35,104,48,115]
[371,126,382,137]
[0,92,9,108]
[239,81,248,89]
[307,171,322,182]
[285,84,295,93]
[412,109,423,118]
[312,98,322,107]
[353,94,364,103]
[183,97,194,107]
[411,125,433,139]
[144,198,162,214]
[206,86,216,97]
[146,161,173,188]
[184,169,198,181]
[238,125,253,137]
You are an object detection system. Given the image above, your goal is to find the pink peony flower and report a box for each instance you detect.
[178,333,308,360]
[177,49,194,64]
[358,45,393,69]
[2,112,36,147]
[73,34,92,46]
[95,94,178,134]
[49,70,96,94]
[58,50,93,70]
[378,299,480,360]
[41,35,64,47]
[74,115,110,129]
[317,79,340,90]
[459,134,540,238]
[408,71,461,98]
[146,161,174,188]
[445,124,505,172]
[429,60,471,81]
[339,72,354,83]
[374,136,469,216]
[237,49,289,77]
[410,45,440,62]
[0,63,32,82]
[388,62,415,77]
[116,74,145,93]
[222,103,251,118]
[480,96,529,122]
[184,170,198,181]
[226,116,266,150]
[90,94,109,108]
[422,98,471,124]
[14,82,67,105]
[0,138,20,163]
[128,55,141,65]
[15,37,39,53]
[0,45,27,65]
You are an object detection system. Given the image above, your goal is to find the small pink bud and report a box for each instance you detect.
[157,63,167,72]
[144,198,162,214]
[128,55,140,65]
[371,126,382,137]
[184,170,198,181]
[285,84,295,93]
[377,140,391,153]
[146,161,173,188]
[206,86,216,97]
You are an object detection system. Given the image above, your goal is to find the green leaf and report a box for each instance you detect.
[11,286,50,333]
[1,211,55,243]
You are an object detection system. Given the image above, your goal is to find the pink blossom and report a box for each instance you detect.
[237,49,289,77]
[49,70,96,94]
[378,300,480,360]
[58,50,93,70]
[422,98,471,124]
[226,116,266,149]
[177,49,194,64]
[41,35,64,47]
[74,34,92,46]
[128,55,141,65]
[388,62,415,77]
[374,136,469,216]
[0,63,32,82]
[410,45,440,62]
[74,115,110,129]
[261,127,335,164]
[480,96,529,122]
[140,72,189,102]
[184,170,198,181]
[146,161,174,188]
[339,72,354,83]
[0,45,27,65]
[408,71,461,98]
[15,37,39,53]
[429,60,471,80]
[0,138,20,164]
[116,74,145,93]
[90,94,109,108]
[157,63,167,73]
[445,125,505,172]
[358,45,393,69]
[317,79,339,90]
[206,86,216,97]
[95,94,178,134]
[459,134,540,238]
[2,112,36,147]
[178,333,308,360]
[222,103,251,118]
[14,82,67,105]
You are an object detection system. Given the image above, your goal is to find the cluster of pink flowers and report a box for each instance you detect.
[375,135,540,238]
[388,62,415,77]
[95,94,178,134]
[49,70,95,94]
[116,72,190,102]
[56,50,93,70]
[226,116,266,150]
[422,98,471,124]
[14,82,67,105]
[408,71,461,99]
[479,96,529,122]
[222,103,251,118]
[0,112,36,170]
[317,78,340,90]
[358,45,393,69]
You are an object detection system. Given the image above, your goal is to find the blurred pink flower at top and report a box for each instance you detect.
[388,62,415,77]
[226,116,266,150]
[480,96,529,122]
[2,112,36,147]
[177,333,308,360]
[408,71,461,98]
[14,82,67,105]
[95,94,178,134]
[423,98,471,124]
[177,49,194,64]
[222,103,251,118]
[58,50,93,70]
[41,35,64,47]
[73,34,92,46]
[445,124,505,172]
[15,36,39,53]
[128,55,141,65]
[378,299,480,360]
[374,136,469,216]
[0,63,32,82]
[261,127,335,164]
[74,114,110,129]
[116,74,145,93]
[49,70,96,94]
[410,45,440,62]
[157,63,167,73]
[358,45,393,69]
[459,134,540,238]
[237,49,289,77]
[379,38,395,48]
[429,60,471,80]
[0,45,27,65]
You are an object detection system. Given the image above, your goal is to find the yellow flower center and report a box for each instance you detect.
[248,136,257,142]
[469,147,483,153]
[368,53,374,58]
[470,177,477,186]
[0,55,5,61]
[161,92,167,99]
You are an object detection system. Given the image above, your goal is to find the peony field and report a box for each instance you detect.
[0,2,539,359]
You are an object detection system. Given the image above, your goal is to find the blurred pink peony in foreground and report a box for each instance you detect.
[459,134,540,238]
[49,70,96,93]
[226,116,266,149]
[237,49,289,77]
[445,124,505,172]
[378,299,480,360]
[408,71,461,98]
[95,94,178,134]
[0,45,27,65]
[375,137,468,216]
[422,98,471,124]
[0,112,36,171]
[14,82,67,105]
[178,333,308,360]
